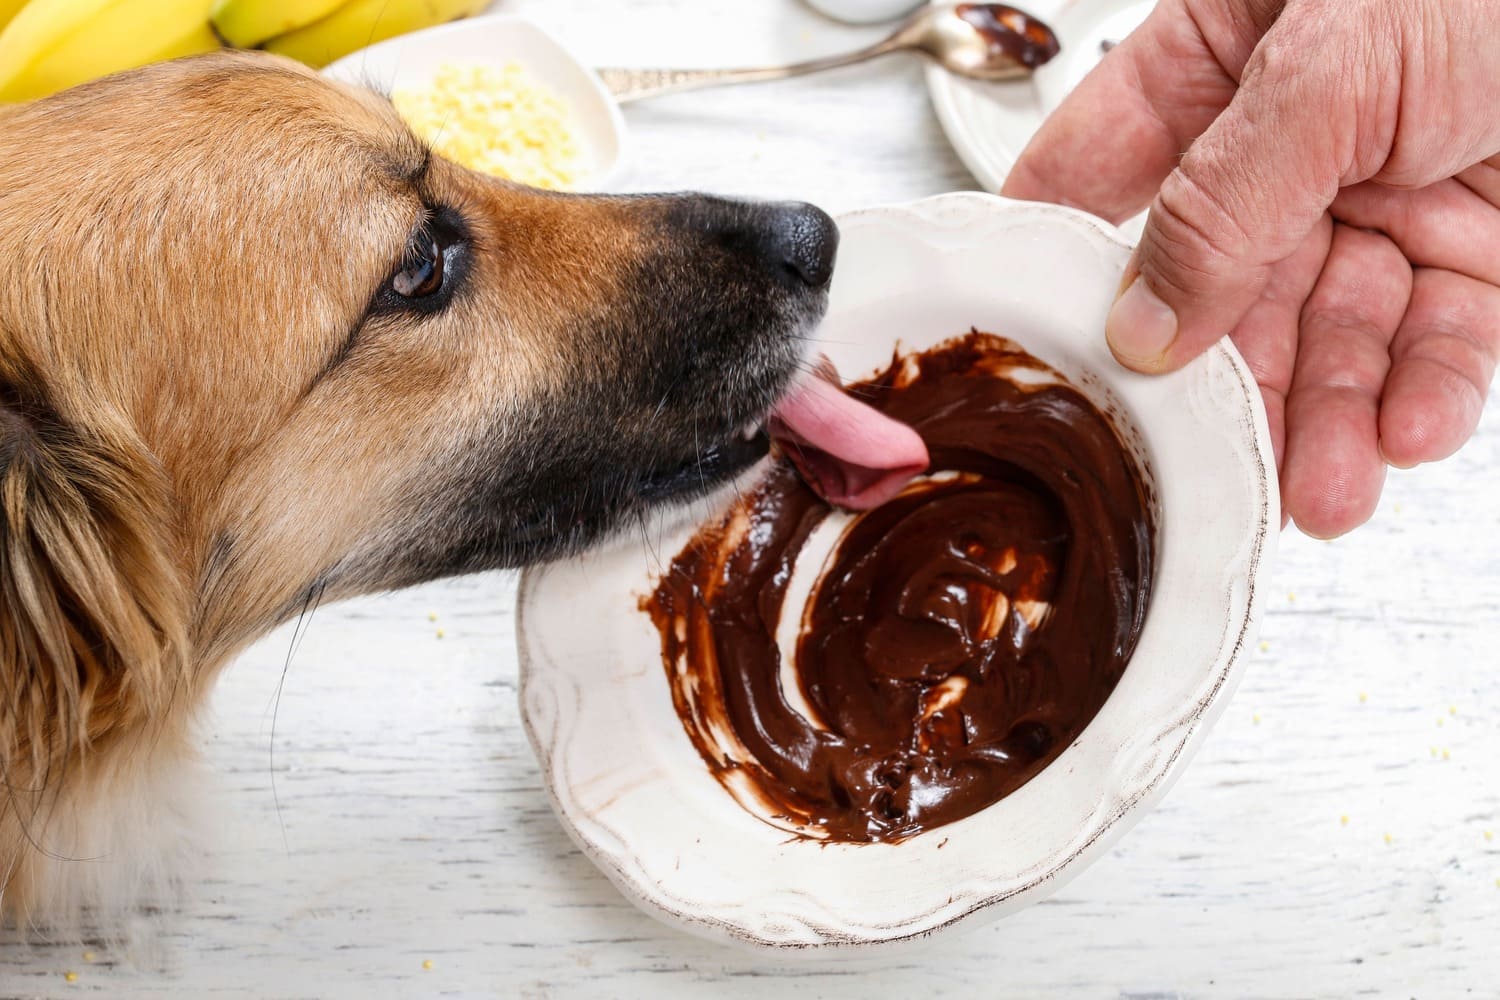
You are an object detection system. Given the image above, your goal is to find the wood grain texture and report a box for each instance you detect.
[3,0,1497,996]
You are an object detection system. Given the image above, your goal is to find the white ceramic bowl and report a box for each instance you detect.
[517,193,1275,952]
[321,15,627,192]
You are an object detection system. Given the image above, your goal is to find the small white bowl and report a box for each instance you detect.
[321,14,627,192]
[804,0,924,23]
[517,193,1276,952]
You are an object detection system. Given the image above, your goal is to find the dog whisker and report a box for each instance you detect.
[268,579,327,856]
[362,0,399,65]
[692,415,707,498]
[635,506,664,576]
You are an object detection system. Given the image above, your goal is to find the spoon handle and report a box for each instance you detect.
[596,43,896,103]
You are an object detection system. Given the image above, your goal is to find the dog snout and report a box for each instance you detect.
[760,202,839,289]
[670,196,840,291]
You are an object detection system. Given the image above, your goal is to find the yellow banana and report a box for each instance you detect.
[0,0,29,35]
[210,0,348,49]
[264,0,490,70]
[0,0,220,103]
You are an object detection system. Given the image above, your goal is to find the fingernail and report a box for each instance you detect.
[1377,440,1419,470]
[1107,276,1177,370]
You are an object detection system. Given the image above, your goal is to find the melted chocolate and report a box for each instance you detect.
[955,4,1061,70]
[642,332,1154,843]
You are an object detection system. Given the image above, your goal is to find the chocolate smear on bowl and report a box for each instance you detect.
[642,331,1155,843]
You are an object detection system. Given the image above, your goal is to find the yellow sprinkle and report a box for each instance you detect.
[1393,502,1403,514]
[1384,833,1394,845]
[392,63,581,190]
[1287,591,1296,603]
[435,629,445,640]
[1449,705,1457,716]
[422,959,434,971]
[64,971,78,982]
[1252,713,1261,725]
[1442,749,1451,760]
[1258,640,1270,653]
[427,612,438,622]
[1430,747,1439,758]
[1340,814,1349,826]
[1484,830,1493,841]
[1437,717,1445,727]
[1358,692,1368,704]
[81,952,95,963]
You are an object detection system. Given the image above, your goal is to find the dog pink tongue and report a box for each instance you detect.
[768,375,929,510]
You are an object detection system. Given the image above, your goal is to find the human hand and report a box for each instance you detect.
[1002,0,1500,537]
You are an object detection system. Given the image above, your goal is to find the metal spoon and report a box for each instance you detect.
[596,3,1061,103]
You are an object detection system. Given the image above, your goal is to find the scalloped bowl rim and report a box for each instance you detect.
[516,193,1276,953]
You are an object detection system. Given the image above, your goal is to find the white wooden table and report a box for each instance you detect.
[4,1,1497,996]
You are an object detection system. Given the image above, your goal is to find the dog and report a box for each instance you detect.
[0,50,842,930]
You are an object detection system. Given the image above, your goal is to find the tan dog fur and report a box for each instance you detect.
[0,51,830,929]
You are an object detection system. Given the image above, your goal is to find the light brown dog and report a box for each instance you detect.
[0,51,838,929]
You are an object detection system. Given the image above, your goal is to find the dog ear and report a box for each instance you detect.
[0,358,188,782]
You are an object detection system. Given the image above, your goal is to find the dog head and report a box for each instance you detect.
[0,51,835,918]
[0,51,835,665]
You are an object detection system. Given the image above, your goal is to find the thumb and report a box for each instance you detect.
[1108,40,1342,373]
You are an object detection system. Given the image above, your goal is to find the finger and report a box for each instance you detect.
[1331,178,1500,285]
[1455,156,1500,206]
[1379,268,1500,467]
[1000,0,1265,222]
[1226,214,1334,475]
[1282,227,1412,538]
[1108,30,1350,373]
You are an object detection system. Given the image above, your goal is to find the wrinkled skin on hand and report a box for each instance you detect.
[1004,0,1500,537]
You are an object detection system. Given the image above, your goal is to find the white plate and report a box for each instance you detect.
[926,0,1153,206]
[517,193,1275,952]
[321,14,628,192]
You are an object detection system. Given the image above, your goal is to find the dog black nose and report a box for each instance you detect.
[762,201,839,288]
[666,196,841,291]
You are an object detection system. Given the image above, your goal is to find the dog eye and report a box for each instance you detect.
[393,230,445,298]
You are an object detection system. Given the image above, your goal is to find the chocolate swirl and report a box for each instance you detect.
[642,331,1155,843]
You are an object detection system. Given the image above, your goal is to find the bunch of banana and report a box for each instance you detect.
[0,0,489,103]
[0,0,28,34]
[234,0,491,68]
[0,0,219,102]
